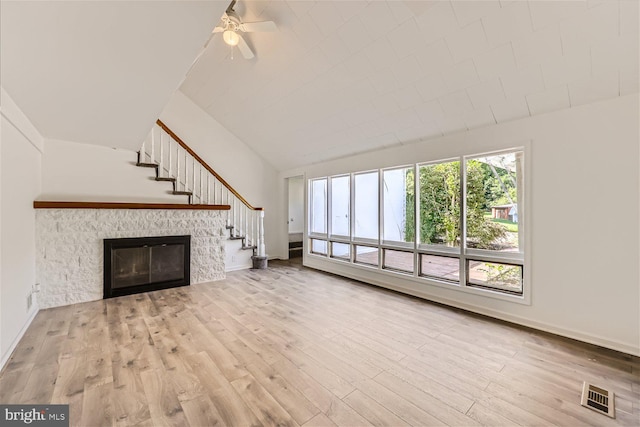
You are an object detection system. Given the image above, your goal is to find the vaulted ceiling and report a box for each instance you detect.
[1,1,226,149]
[181,0,639,171]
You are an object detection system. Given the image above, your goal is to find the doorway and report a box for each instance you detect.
[287,176,304,258]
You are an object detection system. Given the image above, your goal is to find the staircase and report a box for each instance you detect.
[136,120,266,261]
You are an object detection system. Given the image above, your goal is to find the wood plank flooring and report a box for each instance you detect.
[1,259,638,426]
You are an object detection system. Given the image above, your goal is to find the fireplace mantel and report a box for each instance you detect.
[34,201,230,210]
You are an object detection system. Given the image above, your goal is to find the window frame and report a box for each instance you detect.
[308,177,328,240]
[329,174,351,240]
[305,147,528,303]
[460,149,525,295]
[381,165,416,249]
[352,169,380,245]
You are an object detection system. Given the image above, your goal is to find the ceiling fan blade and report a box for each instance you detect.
[213,26,225,33]
[239,21,277,33]
[236,34,254,59]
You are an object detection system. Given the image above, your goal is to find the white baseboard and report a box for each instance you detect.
[0,306,39,372]
[225,262,252,272]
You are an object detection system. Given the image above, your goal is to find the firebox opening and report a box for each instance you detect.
[104,235,190,298]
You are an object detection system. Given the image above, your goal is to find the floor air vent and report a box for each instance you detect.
[580,382,615,418]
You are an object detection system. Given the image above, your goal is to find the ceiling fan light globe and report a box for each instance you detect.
[223,30,240,46]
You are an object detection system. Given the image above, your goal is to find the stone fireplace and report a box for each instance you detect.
[35,205,227,308]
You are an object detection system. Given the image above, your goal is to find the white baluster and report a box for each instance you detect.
[258,210,265,257]
[254,210,258,252]
[199,165,204,203]
[184,149,188,191]
[253,211,257,249]
[192,158,196,198]
[245,207,249,243]
[250,210,254,246]
[140,135,146,163]
[150,127,155,164]
[176,147,181,190]
[227,190,231,226]
[241,204,245,237]
[238,204,242,237]
[207,175,210,204]
[159,132,164,178]
[168,133,172,177]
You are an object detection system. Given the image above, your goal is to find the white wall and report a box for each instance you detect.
[281,94,640,356]
[0,88,42,368]
[41,139,188,204]
[1,1,226,151]
[224,239,253,272]
[288,176,304,234]
[159,90,282,258]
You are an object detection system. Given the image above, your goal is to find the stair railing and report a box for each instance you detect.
[139,120,265,257]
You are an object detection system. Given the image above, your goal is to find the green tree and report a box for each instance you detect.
[405,161,505,248]
[466,160,506,248]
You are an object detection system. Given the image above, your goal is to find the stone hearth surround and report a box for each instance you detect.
[36,209,226,308]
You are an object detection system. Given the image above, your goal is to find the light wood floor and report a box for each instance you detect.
[1,259,638,426]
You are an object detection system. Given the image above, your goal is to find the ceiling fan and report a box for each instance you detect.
[213,0,277,59]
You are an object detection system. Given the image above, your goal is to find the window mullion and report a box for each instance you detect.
[378,169,383,271]
[460,157,468,288]
[350,173,355,262]
[327,176,332,239]
[414,163,420,249]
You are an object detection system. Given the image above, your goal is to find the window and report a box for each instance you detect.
[420,254,459,282]
[383,167,414,244]
[383,249,414,273]
[310,239,327,255]
[418,161,460,247]
[464,151,524,294]
[354,245,378,266]
[465,152,522,253]
[306,148,525,299]
[467,260,523,294]
[354,172,378,240]
[330,176,350,237]
[331,242,350,260]
[310,179,327,234]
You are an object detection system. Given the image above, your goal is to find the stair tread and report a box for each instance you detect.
[226,225,234,230]
[229,236,245,240]
[156,177,176,182]
[137,162,158,168]
[242,245,257,250]
[173,190,193,196]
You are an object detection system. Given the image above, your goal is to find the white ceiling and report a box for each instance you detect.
[181,0,639,171]
[0,1,226,150]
